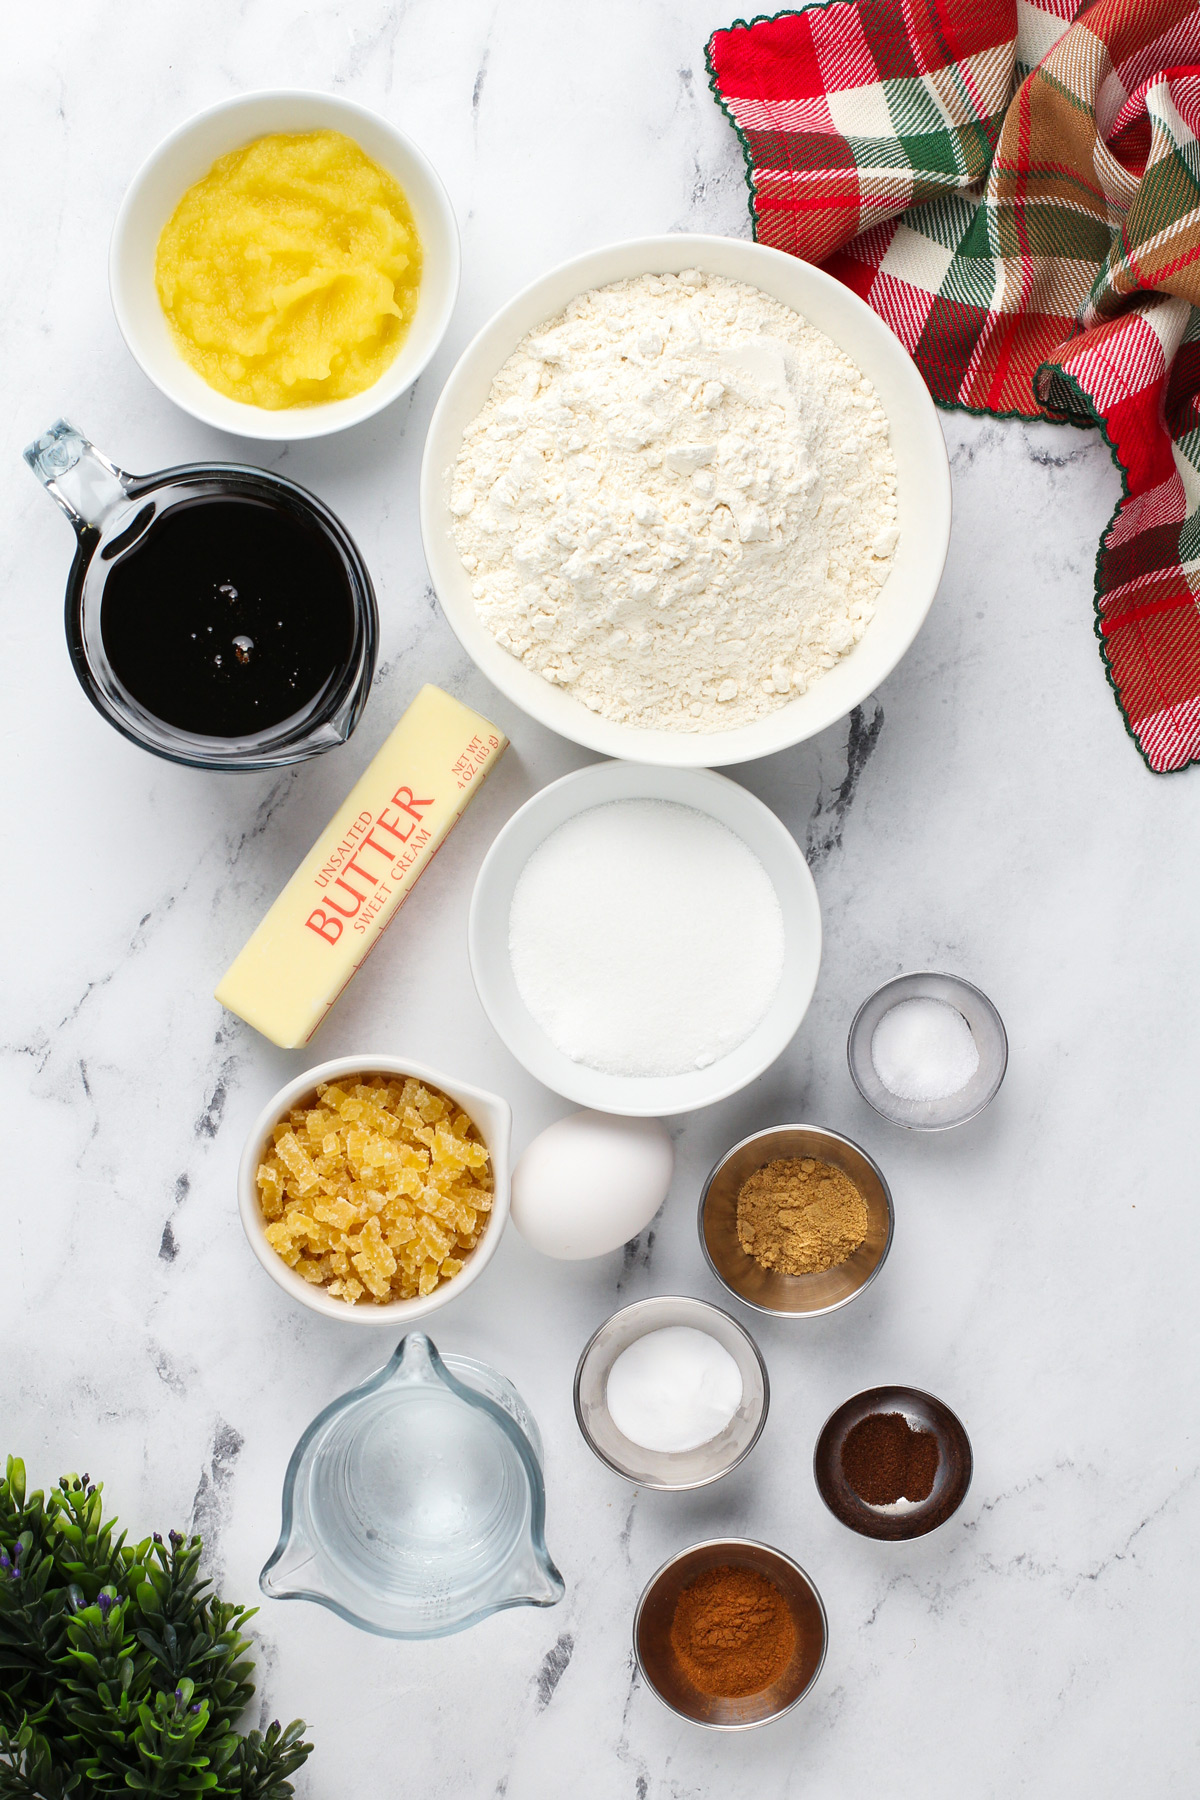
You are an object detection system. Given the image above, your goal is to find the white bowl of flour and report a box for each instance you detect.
[468,760,821,1115]
[421,235,950,765]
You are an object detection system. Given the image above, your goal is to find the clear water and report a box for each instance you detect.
[309,1386,531,1610]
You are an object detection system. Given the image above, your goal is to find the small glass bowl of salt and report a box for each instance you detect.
[847,972,1007,1130]
[573,1295,769,1491]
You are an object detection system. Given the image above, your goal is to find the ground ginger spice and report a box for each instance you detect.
[736,1156,868,1275]
[669,1566,796,1698]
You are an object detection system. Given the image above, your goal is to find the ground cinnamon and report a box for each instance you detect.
[840,1412,940,1505]
[669,1565,796,1698]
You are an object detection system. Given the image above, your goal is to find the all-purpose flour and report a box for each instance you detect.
[450,271,898,731]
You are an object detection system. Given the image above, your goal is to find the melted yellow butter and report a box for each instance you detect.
[155,130,423,409]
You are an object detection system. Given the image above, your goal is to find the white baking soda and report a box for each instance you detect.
[507,799,785,1077]
[605,1326,743,1453]
[871,997,979,1101]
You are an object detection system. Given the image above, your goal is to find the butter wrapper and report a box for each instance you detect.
[216,684,507,1047]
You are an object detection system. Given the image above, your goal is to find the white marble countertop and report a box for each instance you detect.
[6,3,1198,1794]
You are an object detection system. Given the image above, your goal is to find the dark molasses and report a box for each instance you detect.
[99,494,355,738]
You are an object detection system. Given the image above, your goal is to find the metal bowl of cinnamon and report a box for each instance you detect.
[813,1385,973,1539]
[698,1123,893,1318]
[633,1538,828,1729]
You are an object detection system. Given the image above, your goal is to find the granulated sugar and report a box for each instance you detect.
[508,799,784,1076]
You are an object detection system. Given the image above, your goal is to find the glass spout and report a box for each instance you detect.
[24,419,132,538]
[384,1330,443,1391]
[508,1542,567,1610]
[259,1518,319,1601]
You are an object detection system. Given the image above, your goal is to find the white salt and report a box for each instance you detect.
[508,799,785,1077]
[871,997,979,1101]
[606,1326,743,1454]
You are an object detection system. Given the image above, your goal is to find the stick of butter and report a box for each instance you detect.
[216,684,507,1047]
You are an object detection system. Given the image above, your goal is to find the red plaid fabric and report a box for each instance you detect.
[707,0,1200,773]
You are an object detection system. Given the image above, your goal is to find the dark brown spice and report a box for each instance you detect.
[840,1411,940,1506]
[669,1565,796,1698]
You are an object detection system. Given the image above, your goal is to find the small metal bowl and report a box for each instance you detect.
[813,1385,973,1540]
[847,972,1007,1130]
[633,1538,828,1729]
[573,1296,768,1491]
[698,1125,893,1318]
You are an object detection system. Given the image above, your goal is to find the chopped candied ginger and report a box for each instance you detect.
[256,1074,492,1305]
[315,1196,358,1231]
[275,1131,320,1192]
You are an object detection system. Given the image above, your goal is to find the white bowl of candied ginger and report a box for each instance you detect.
[237,1054,511,1324]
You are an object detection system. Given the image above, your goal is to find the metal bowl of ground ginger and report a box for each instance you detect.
[698,1124,893,1317]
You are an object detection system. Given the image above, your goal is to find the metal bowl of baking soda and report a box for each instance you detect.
[573,1295,769,1492]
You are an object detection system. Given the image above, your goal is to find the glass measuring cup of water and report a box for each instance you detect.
[261,1333,564,1638]
[24,419,377,770]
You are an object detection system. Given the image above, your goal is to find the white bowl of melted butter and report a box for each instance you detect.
[110,91,461,440]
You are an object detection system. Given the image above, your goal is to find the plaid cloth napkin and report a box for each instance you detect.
[706,0,1200,773]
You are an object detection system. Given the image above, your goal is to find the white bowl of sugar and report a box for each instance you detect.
[467,762,821,1116]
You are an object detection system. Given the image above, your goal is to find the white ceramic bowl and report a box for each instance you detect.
[110,91,461,439]
[420,233,951,766]
[468,762,821,1115]
[237,1055,511,1324]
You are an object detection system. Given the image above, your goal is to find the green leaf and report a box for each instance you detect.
[5,1461,26,1511]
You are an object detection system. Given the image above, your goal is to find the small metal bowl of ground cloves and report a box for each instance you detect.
[813,1385,973,1540]
[698,1124,893,1318]
[633,1538,828,1729]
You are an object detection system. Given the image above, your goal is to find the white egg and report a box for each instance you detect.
[510,1111,674,1260]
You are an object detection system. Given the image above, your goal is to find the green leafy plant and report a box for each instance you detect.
[0,1457,311,1797]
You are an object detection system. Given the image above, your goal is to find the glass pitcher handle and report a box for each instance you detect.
[23,419,132,537]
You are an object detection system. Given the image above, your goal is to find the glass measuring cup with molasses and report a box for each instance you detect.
[25,420,377,770]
